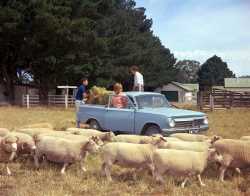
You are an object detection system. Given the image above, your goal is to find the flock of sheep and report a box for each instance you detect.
[0,122,250,188]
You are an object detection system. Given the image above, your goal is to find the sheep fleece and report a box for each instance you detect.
[153,149,210,176]
[102,142,156,168]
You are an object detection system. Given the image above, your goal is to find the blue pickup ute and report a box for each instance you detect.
[77,92,209,135]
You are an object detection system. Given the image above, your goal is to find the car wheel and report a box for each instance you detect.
[89,119,101,130]
[144,125,161,136]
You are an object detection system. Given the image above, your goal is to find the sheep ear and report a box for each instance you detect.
[160,136,167,142]
[15,136,19,143]
[211,135,221,143]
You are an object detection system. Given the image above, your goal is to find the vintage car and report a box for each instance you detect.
[77,92,209,135]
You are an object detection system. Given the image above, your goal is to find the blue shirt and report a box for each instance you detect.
[75,85,86,100]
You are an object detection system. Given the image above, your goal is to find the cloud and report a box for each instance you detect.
[136,0,250,76]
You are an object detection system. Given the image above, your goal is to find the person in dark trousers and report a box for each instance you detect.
[75,78,88,127]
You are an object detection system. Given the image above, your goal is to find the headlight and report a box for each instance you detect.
[203,116,208,125]
[168,118,175,127]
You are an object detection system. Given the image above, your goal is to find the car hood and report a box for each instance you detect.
[139,107,206,118]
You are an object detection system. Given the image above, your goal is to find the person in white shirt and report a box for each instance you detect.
[130,65,144,91]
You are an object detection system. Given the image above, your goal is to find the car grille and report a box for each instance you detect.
[175,119,204,129]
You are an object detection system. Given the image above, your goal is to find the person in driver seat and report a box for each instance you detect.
[111,83,128,108]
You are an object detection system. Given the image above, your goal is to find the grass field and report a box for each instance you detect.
[0,106,250,196]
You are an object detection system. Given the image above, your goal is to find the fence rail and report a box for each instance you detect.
[48,95,75,107]
[22,95,40,108]
[22,94,75,108]
[198,89,250,111]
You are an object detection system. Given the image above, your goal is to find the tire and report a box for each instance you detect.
[88,119,101,130]
[143,125,161,136]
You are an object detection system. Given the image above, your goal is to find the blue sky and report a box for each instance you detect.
[136,0,250,76]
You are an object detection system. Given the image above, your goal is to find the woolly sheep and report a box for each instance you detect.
[66,128,114,142]
[0,135,18,175]
[101,137,167,181]
[170,133,221,143]
[163,137,182,142]
[212,139,250,181]
[6,132,36,155]
[34,136,99,174]
[16,128,54,137]
[0,128,10,137]
[113,134,156,144]
[37,131,104,146]
[160,140,211,152]
[153,148,221,187]
[240,136,250,140]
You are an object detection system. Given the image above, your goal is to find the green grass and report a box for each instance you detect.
[0,106,250,196]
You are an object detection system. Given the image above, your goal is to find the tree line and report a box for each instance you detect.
[0,0,235,103]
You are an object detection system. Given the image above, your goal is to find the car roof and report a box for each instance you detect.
[125,91,161,97]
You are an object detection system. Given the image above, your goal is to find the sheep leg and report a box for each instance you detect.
[80,153,88,172]
[6,164,11,176]
[34,155,39,169]
[235,168,241,174]
[61,163,69,174]
[80,160,87,172]
[103,162,112,181]
[181,178,188,188]
[147,163,155,177]
[219,166,227,182]
[197,174,205,186]
[154,169,164,184]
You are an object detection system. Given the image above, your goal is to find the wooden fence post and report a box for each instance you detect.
[198,91,203,110]
[209,94,214,111]
[27,94,30,109]
[65,94,68,109]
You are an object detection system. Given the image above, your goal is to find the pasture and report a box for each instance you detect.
[0,106,250,196]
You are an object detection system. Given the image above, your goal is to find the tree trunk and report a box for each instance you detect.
[1,65,15,104]
[39,84,49,105]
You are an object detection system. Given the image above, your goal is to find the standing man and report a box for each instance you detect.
[130,65,144,91]
[75,77,88,113]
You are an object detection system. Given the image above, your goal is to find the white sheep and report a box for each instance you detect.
[0,135,18,175]
[240,136,250,140]
[0,128,10,137]
[34,135,99,174]
[37,131,104,146]
[101,137,166,181]
[213,139,250,181]
[163,137,182,142]
[153,148,220,187]
[113,134,156,144]
[66,128,115,142]
[161,140,211,152]
[16,128,54,137]
[6,132,36,156]
[170,133,220,143]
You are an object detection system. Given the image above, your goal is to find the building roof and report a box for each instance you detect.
[171,82,199,92]
[225,78,250,88]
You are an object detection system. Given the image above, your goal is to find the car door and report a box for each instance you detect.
[104,95,135,133]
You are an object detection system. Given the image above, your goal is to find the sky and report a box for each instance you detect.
[136,0,250,76]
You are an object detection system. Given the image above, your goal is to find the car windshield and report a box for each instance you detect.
[135,94,171,108]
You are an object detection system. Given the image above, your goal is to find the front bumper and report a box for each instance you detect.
[161,125,209,136]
